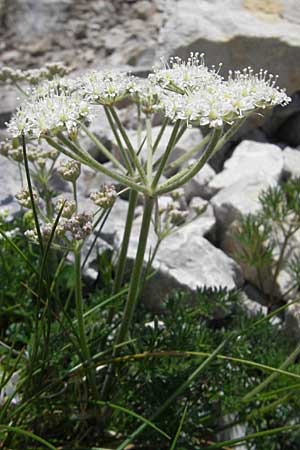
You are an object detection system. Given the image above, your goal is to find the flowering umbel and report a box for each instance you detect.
[6,52,290,138]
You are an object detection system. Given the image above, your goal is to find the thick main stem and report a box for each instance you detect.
[113,190,138,295]
[115,195,154,346]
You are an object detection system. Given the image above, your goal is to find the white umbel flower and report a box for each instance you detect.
[78,70,135,105]
[149,52,223,93]
[7,91,90,138]
[157,61,291,128]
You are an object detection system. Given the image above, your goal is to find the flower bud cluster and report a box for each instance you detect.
[0,62,70,85]
[63,213,93,240]
[55,198,76,218]
[90,184,117,209]
[57,160,81,182]
[15,189,38,208]
[159,200,188,227]
[0,140,57,166]
[25,211,93,243]
[167,204,189,226]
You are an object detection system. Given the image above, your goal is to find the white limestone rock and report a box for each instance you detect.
[211,174,278,230]
[285,303,300,340]
[184,161,216,200]
[283,146,300,178]
[0,156,22,218]
[157,0,300,94]
[124,216,243,308]
[208,140,283,196]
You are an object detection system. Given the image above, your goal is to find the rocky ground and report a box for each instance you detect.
[1,0,300,336]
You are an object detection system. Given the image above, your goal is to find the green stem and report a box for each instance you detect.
[204,423,300,449]
[146,115,153,186]
[115,195,154,345]
[74,245,98,399]
[243,339,300,402]
[72,181,78,213]
[152,119,181,189]
[156,127,222,195]
[21,134,43,252]
[137,103,142,149]
[45,136,147,194]
[79,121,126,173]
[113,190,138,295]
[109,106,147,184]
[152,117,169,155]
[104,106,133,174]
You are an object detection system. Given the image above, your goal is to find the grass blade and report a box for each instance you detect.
[0,425,56,450]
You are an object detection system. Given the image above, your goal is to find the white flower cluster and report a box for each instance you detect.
[157,56,291,128]
[78,70,135,105]
[130,79,163,113]
[149,53,222,93]
[31,78,78,99]
[6,53,291,137]
[7,92,90,138]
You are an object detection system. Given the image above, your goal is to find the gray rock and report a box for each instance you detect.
[0,156,22,217]
[8,0,73,42]
[156,0,300,94]
[0,86,19,127]
[285,303,300,340]
[184,161,216,200]
[211,174,278,230]
[208,140,283,196]
[240,291,268,318]
[274,112,300,147]
[125,216,243,308]
[283,146,300,178]
[98,198,135,247]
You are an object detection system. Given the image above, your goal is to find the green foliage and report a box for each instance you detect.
[234,177,300,303]
[110,289,300,449]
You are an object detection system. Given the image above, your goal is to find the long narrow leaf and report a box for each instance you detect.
[0,425,56,450]
[96,400,171,440]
